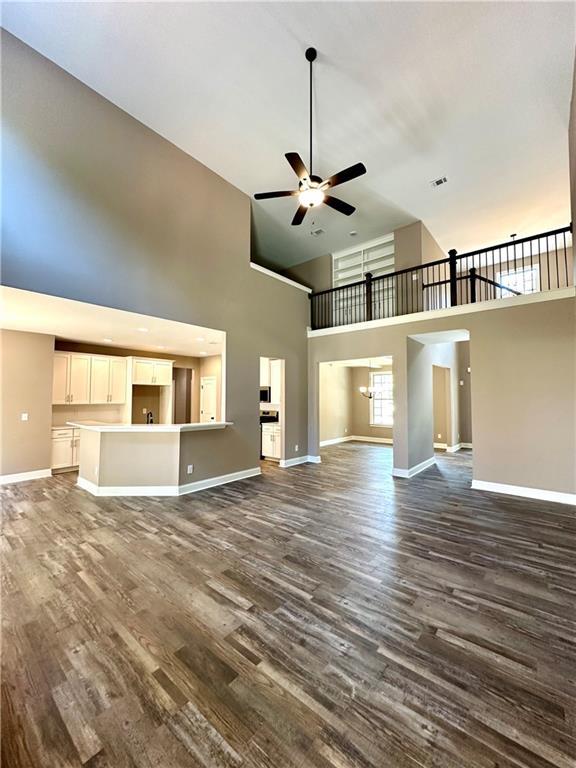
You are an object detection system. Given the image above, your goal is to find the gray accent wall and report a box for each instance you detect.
[1,32,310,474]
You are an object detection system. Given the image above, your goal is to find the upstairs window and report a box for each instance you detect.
[497,265,540,295]
[370,370,393,427]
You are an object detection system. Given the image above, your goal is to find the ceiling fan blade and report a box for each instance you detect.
[254,190,296,200]
[324,195,356,216]
[291,205,308,226]
[285,152,310,180]
[323,162,367,189]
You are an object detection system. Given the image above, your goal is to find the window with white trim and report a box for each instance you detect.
[496,265,540,296]
[370,370,393,427]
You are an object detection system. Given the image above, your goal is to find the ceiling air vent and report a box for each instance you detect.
[310,228,324,237]
[430,176,448,188]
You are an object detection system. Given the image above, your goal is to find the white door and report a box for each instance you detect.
[68,355,91,404]
[200,376,217,422]
[153,361,172,386]
[52,353,69,404]
[90,357,111,404]
[109,358,127,404]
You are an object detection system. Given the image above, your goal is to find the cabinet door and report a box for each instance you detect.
[270,359,282,405]
[51,437,74,469]
[109,358,127,404]
[71,432,81,467]
[132,359,154,385]
[153,361,172,386]
[259,358,271,387]
[261,429,275,458]
[52,354,70,404]
[90,357,110,404]
[270,430,281,459]
[69,355,91,404]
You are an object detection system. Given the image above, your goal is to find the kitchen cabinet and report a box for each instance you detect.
[270,359,283,405]
[51,427,80,471]
[259,358,271,387]
[132,358,173,385]
[262,424,281,460]
[90,356,127,404]
[52,353,91,405]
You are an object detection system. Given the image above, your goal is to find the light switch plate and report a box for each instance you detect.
[142,408,147,414]
[20,412,29,421]
[294,444,299,452]
[187,464,194,475]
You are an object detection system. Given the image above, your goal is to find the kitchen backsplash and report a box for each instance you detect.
[52,404,125,426]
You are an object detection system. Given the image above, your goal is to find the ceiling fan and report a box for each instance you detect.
[254,47,367,226]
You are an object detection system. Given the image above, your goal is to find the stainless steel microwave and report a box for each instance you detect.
[259,386,271,403]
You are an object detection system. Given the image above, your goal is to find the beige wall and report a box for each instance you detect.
[350,367,393,441]
[433,366,450,445]
[570,53,576,268]
[457,342,472,444]
[2,32,309,477]
[0,330,54,475]
[309,296,576,494]
[283,253,333,293]
[319,364,352,442]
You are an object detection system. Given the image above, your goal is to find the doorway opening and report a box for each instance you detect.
[259,357,285,464]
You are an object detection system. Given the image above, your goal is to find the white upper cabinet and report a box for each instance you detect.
[109,358,127,403]
[270,359,283,405]
[260,358,271,387]
[53,353,91,405]
[52,353,70,405]
[132,358,173,385]
[90,356,127,404]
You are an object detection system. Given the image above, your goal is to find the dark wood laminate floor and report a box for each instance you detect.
[2,445,575,768]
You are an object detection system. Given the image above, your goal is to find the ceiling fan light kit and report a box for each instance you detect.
[254,47,367,225]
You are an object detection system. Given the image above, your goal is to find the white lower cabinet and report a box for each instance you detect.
[262,424,281,460]
[51,428,80,471]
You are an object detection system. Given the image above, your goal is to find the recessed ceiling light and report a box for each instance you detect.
[103,338,113,343]
[199,351,207,356]
[136,327,149,333]
[156,345,167,350]
[195,336,205,342]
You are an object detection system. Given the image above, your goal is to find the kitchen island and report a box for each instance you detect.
[68,420,261,496]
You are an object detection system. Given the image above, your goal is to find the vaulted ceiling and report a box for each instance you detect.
[2,2,574,267]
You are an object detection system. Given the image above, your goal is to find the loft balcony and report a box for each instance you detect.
[309,226,573,330]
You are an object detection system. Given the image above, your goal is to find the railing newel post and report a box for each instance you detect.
[469,267,477,303]
[448,249,458,307]
[365,271,373,322]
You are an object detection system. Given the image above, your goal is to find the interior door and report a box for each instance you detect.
[90,357,110,404]
[52,353,69,404]
[200,376,217,422]
[109,358,127,404]
[68,355,91,404]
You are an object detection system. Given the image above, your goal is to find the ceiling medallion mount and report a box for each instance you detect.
[254,46,367,226]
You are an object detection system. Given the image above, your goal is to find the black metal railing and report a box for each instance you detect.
[309,225,572,330]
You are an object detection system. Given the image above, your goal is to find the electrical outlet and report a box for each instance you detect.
[294,445,299,452]
[142,408,147,414]
[437,433,442,439]
[467,366,471,373]
[187,464,194,475]
[20,412,29,421]
[344,428,348,433]
[459,380,464,386]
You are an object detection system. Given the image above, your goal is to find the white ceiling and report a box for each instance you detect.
[0,287,225,358]
[2,2,574,268]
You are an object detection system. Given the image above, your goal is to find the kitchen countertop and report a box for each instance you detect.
[66,420,233,433]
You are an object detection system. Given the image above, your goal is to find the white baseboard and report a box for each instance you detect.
[78,467,262,497]
[0,468,51,485]
[392,456,436,479]
[306,455,322,464]
[319,436,349,447]
[319,435,393,447]
[471,479,576,506]
[434,442,447,450]
[279,455,317,468]
[461,443,473,449]
[446,443,461,453]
